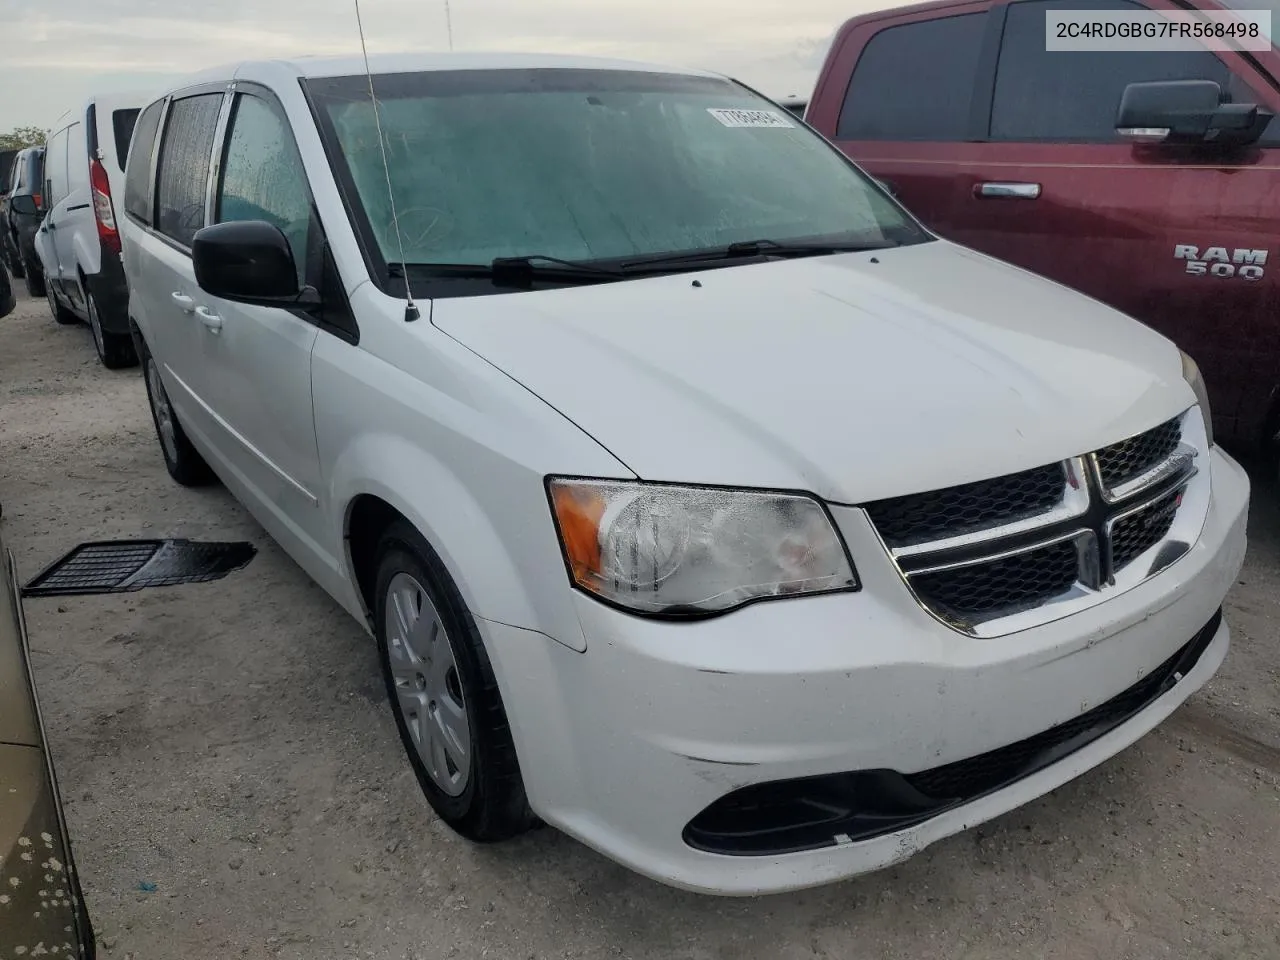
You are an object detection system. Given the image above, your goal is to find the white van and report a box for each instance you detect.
[119,53,1248,896]
[35,93,147,368]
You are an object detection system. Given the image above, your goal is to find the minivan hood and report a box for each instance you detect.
[431,240,1193,504]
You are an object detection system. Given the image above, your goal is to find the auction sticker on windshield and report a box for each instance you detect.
[707,108,794,128]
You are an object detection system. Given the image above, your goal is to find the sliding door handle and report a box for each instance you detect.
[976,182,1042,199]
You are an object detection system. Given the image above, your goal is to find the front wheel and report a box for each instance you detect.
[374,521,536,842]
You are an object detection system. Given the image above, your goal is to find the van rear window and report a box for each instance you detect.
[112,108,141,172]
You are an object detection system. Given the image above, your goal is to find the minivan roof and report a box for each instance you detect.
[165,50,724,92]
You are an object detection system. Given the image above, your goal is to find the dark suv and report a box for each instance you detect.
[1,146,47,296]
[0,244,13,318]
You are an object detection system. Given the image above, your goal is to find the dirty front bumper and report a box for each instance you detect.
[482,446,1249,895]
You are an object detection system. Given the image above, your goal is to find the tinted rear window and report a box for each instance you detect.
[112,108,140,171]
[0,151,16,193]
[837,12,988,140]
[19,150,43,192]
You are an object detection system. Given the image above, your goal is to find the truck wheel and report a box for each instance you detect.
[88,293,138,369]
[374,521,537,843]
[22,254,45,297]
[6,237,24,278]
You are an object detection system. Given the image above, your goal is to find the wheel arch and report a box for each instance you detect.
[332,437,587,654]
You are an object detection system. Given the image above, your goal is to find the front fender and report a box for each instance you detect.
[328,433,592,649]
[314,312,632,654]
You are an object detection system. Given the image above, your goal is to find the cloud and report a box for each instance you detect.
[0,0,890,128]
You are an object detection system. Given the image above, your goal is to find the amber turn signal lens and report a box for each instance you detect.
[551,483,606,585]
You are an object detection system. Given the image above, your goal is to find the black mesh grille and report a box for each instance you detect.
[1095,418,1182,491]
[904,608,1221,801]
[1110,489,1181,573]
[913,539,1079,621]
[865,462,1065,548]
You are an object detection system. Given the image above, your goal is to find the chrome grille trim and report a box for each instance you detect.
[866,407,1211,638]
[892,458,1092,560]
[1095,448,1196,504]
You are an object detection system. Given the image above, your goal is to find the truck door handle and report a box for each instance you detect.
[171,292,195,313]
[196,306,223,334]
[976,182,1042,199]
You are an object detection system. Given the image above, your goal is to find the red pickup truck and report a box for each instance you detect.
[806,0,1280,461]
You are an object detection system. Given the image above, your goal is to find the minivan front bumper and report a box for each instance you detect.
[481,446,1249,895]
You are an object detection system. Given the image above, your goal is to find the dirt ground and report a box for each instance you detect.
[2,286,1279,960]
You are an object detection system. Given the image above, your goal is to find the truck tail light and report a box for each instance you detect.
[89,157,120,255]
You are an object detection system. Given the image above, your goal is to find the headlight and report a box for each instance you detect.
[548,479,858,616]
[1180,349,1214,447]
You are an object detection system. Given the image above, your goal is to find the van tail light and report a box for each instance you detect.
[32,193,42,211]
[89,157,121,255]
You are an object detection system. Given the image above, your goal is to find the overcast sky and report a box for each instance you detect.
[0,0,895,130]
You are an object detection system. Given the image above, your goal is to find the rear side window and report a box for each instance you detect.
[836,13,988,140]
[154,93,223,247]
[124,100,165,224]
[991,0,1235,141]
[112,108,141,172]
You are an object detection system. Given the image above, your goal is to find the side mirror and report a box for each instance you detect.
[10,194,38,216]
[1116,79,1268,147]
[192,220,318,308]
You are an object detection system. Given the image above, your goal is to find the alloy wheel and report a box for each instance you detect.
[384,572,471,796]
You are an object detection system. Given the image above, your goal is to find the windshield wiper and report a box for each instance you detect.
[619,238,899,272]
[390,255,625,287]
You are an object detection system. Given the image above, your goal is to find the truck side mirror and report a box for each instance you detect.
[1116,79,1269,147]
[10,195,38,216]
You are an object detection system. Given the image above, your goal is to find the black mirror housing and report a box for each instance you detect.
[192,220,307,306]
[1116,79,1267,147]
[10,194,38,216]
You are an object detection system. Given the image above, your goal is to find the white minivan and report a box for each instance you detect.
[119,52,1249,896]
[36,94,147,368]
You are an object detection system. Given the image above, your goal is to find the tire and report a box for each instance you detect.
[140,343,216,487]
[374,521,536,842]
[6,236,24,278]
[22,253,44,298]
[47,284,77,325]
[88,292,138,369]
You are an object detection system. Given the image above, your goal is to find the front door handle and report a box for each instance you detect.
[171,292,195,313]
[976,182,1042,199]
[196,305,223,334]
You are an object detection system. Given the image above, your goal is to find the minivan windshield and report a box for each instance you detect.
[304,68,928,285]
